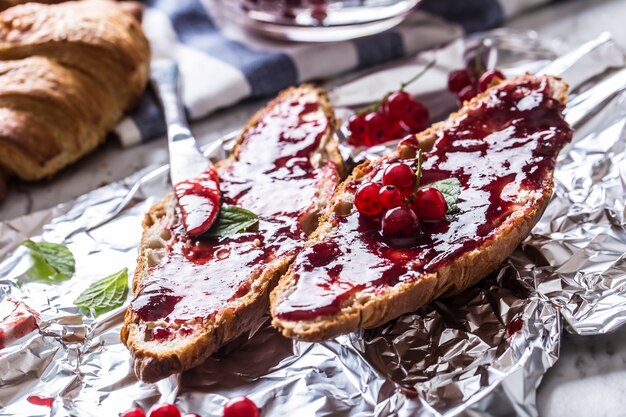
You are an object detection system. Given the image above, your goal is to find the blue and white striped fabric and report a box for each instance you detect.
[115,0,554,146]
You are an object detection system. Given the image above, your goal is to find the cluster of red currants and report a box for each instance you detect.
[447,68,505,106]
[347,90,429,147]
[120,397,259,417]
[354,161,447,239]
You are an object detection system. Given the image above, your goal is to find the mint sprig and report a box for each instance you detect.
[429,178,462,214]
[205,205,259,238]
[74,268,129,316]
[22,240,75,282]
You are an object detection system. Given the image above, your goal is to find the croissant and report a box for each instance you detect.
[0,0,149,197]
[0,1,64,11]
[0,0,144,19]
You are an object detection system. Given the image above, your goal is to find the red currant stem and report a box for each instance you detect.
[354,59,437,115]
[399,59,436,91]
[403,149,423,207]
[415,149,423,188]
[473,38,486,79]
[355,92,392,115]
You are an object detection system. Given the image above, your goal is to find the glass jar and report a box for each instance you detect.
[209,0,421,42]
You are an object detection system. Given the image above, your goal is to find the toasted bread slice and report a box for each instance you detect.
[121,85,343,382]
[270,75,572,341]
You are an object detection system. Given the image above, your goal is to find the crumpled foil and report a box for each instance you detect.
[1,32,626,417]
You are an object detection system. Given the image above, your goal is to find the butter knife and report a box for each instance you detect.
[151,59,221,236]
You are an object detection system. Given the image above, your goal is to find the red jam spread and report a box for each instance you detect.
[174,167,221,236]
[274,77,573,321]
[130,90,338,333]
[26,395,54,408]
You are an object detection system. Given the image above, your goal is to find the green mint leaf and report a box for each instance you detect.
[74,268,129,316]
[22,240,75,282]
[205,205,259,238]
[429,178,462,214]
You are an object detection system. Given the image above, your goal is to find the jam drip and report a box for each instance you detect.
[274,78,573,321]
[131,90,337,325]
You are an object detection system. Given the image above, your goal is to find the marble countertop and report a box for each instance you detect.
[2,0,626,415]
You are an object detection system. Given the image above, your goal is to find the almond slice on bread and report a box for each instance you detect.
[121,85,343,382]
[270,75,573,342]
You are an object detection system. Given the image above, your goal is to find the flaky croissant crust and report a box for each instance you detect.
[0,0,149,195]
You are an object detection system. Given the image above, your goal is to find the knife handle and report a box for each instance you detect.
[151,59,192,141]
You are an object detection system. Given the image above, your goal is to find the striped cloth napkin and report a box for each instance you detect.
[115,0,554,146]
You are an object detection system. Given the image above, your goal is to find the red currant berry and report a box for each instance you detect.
[413,187,447,221]
[384,119,409,142]
[347,113,368,145]
[364,112,387,145]
[223,396,260,417]
[381,206,421,237]
[401,100,429,132]
[457,85,477,106]
[354,182,383,216]
[379,185,403,209]
[382,163,416,191]
[149,404,181,417]
[121,409,146,417]
[477,69,505,92]
[382,91,413,118]
[383,92,429,133]
[311,3,327,21]
[400,187,415,199]
[447,69,473,94]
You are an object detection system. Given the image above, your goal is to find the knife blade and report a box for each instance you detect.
[151,59,221,236]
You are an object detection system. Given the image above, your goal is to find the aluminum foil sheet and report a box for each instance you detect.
[1,32,626,417]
